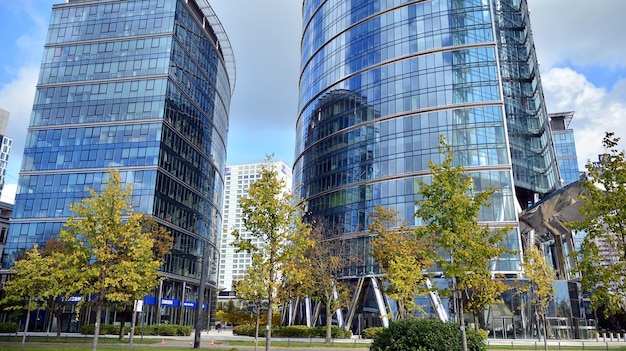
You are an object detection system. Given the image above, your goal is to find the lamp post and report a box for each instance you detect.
[194,240,209,349]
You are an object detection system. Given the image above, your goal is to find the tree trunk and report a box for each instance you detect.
[45,297,53,334]
[93,302,103,351]
[397,301,406,320]
[265,293,272,351]
[254,306,260,351]
[22,296,32,347]
[129,307,138,349]
[55,306,62,339]
[325,300,332,344]
[459,295,468,351]
[118,309,127,340]
[541,311,548,351]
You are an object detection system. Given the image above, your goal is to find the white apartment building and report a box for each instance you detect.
[218,160,292,293]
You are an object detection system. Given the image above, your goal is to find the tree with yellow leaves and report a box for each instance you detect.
[58,170,165,351]
[521,246,555,351]
[231,156,312,351]
[370,205,434,319]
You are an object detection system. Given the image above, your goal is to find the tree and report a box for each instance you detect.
[369,205,434,319]
[39,238,76,338]
[234,253,269,351]
[520,246,556,351]
[123,214,172,342]
[414,137,514,351]
[231,156,312,351]
[57,170,165,351]
[301,218,351,343]
[1,245,55,346]
[573,132,626,317]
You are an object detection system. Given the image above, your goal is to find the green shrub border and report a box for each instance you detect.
[80,324,191,336]
[233,324,351,339]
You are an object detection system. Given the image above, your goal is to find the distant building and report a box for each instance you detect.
[549,111,580,186]
[218,161,292,300]
[0,109,12,198]
[0,201,12,288]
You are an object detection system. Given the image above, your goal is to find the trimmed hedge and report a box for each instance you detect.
[370,318,486,351]
[361,327,384,339]
[141,324,192,336]
[80,324,127,335]
[0,322,17,333]
[80,323,191,336]
[233,324,351,339]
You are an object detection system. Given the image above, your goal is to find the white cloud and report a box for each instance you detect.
[542,67,626,168]
[0,64,39,183]
[528,0,626,69]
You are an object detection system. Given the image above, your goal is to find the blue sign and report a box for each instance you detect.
[160,298,180,307]
[183,301,197,308]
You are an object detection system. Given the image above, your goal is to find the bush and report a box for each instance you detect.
[80,324,128,335]
[280,325,311,337]
[80,323,191,336]
[0,322,17,333]
[140,324,192,336]
[232,324,351,339]
[370,318,486,351]
[309,325,351,339]
[361,327,383,339]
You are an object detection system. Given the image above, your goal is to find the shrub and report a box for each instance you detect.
[232,324,351,339]
[80,323,191,336]
[0,322,17,333]
[140,324,192,336]
[370,318,486,351]
[280,325,311,337]
[309,325,351,338]
[79,324,128,335]
[361,327,383,339]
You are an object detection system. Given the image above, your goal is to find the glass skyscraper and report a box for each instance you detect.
[295,0,558,330]
[2,0,234,330]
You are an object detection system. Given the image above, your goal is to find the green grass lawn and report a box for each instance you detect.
[2,338,626,351]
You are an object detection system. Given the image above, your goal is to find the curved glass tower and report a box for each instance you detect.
[295,0,557,329]
[3,0,234,330]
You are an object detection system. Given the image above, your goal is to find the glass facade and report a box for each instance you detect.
[296,0,558,330]
[3,0,234,330]
[549,112,580,186]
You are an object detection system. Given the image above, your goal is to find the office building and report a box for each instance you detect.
[218,161,292,300]
[550,111,580,186]
[295,0,559,332]
[2,0,235,330]
[0,109,12,198]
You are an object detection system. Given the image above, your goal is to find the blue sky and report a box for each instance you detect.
[0,0,625,203]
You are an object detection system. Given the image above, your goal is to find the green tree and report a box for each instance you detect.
[414,137,514,351]
[369,205,434,319]
[301,218,351,343]
[232,156,312,351]
[1,245,55,346]
[57,170,164,351]
[573,132,626,317]
[234,253,269,351]
[520,246,556,351]
[39,238,76,338]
